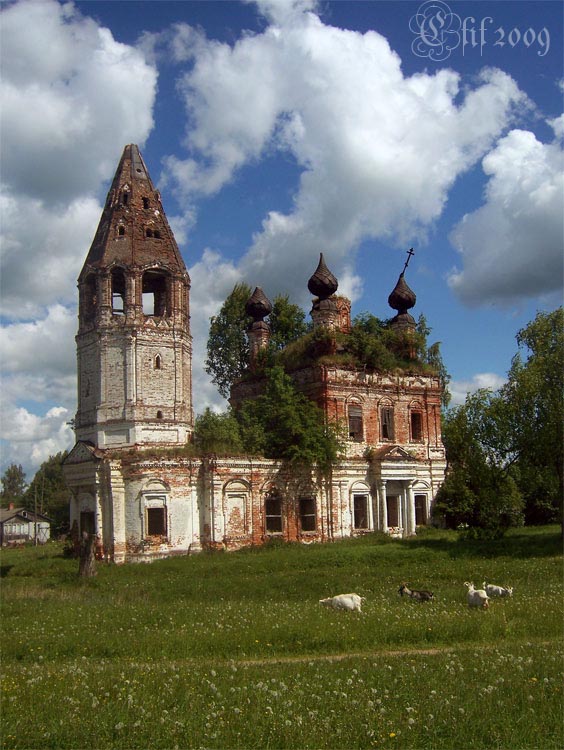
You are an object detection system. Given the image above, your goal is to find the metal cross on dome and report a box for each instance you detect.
[402,247,415,274]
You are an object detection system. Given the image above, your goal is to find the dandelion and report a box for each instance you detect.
[389,732,396,738]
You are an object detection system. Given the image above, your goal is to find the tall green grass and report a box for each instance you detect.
[1,526,562,749]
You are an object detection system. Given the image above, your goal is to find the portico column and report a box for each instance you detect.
[379,480,388,531]
[407,481,416,535]
[367,489,375,531]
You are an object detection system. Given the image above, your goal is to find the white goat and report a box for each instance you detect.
[319,593,364,612]
[398,583,434,602]
[464,581,490,609]
[483,581,513,597]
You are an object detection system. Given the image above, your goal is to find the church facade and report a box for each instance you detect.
[63,145,446,563]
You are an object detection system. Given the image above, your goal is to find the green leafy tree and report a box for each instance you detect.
[24,452,70,534]
[236,366,343,467]
[193,408,243,454]
[433,391,524,537]
[206,285,310,398]
[0,464,27,508]
[205,283,253,399]
[501,308,564,526]
[268,294,310,351]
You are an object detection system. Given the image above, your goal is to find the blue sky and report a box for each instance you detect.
[0,0,562,480]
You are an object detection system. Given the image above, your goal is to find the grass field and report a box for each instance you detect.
[1,526,562,749]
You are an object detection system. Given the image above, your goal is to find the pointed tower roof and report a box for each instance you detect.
[79,144,188,280]
[388,273,416,315]
[308,253,338,299]
[388,249,417,332]
[246,287,272,322]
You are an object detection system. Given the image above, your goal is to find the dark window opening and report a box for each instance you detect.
[153,230,161,239]
[80,511,95,536]
[381,407,394,440]
[142,270,168,316]
[122,191,129,206]
[299,497,316,532]
[353,494,368,529]
[411,412,423,442]
[386,495,399,527]
[265,494,283,533]
[147,507,166,536]
[415,495,427,525]
[146,228,154,238]
[348,405,363,441]
[143,197,150,209]
[118,225,125,236]
[111,269,126,315]
[155,355,162,370]
[156,410,163,419]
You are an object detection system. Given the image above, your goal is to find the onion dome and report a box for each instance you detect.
[388,273,416,315]
[246,287,272,322]
[308,253,338,299]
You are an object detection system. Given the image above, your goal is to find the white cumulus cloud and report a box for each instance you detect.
[448,124,564,306]
[159,9,526,304]
[449,372,507,407]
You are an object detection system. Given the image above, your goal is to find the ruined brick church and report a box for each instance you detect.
[63,145,446,562]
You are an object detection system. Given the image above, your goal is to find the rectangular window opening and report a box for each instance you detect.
[386,495,399,527]
[147,507,166,536]
[415,495,427,525]
[411,412,423,442]
[80,511,95,536]
[353,494,368,529]
[299,497,316,532]
[348,407,363,442]
[265,496,283,533]
[381,407,394,440]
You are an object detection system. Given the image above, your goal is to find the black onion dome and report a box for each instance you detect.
[308,253,338,299]
[388,273,416,314]
[246,287,272,321]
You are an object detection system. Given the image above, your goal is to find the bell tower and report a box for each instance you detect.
[74,144,193,448]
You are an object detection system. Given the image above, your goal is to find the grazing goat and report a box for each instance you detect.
[464,581,490,609]
[319,593,364,612]
[398,583,434,602]
[482,581,513,598]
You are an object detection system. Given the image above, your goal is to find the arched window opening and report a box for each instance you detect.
[142,270,169,316]
[111,268,126,315]
[299,497,316,532]
[153,230,161,239]
[348,403,363,442]
[155,355,162,370]
[122,191,129,206]
[265,492,283,534]
[117,224,125,236]
[143,197,150,209]
[156,410,163,420]
[145,228,154,238]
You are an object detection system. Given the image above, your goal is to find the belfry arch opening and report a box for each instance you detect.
[142,270,169,316]
[111,268,126,314]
